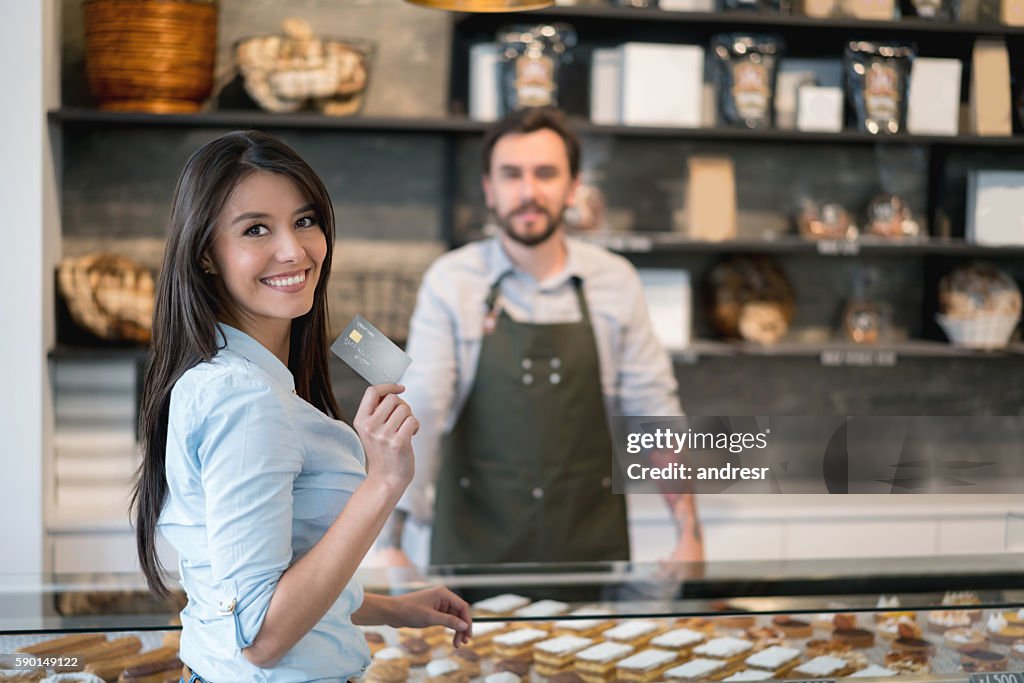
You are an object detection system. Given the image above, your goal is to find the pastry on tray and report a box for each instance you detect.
[493,628,549,660]
[692,637,754,664]
[534,636,596,677]
[602,621,663,649]
[473,594,531,618]
[742,645,802,675]
[574,642,635,683]
[613,648,679,683]
[663,658,731,682]
[425,657,468,683]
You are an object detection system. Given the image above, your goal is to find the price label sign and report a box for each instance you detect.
[816,240,860,256]
[970,673,1024,683]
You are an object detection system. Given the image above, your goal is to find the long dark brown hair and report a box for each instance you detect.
[132,131,342,598]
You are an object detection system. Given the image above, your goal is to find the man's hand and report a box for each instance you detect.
[390,587,473,648]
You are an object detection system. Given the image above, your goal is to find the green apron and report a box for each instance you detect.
[430,273,630,565]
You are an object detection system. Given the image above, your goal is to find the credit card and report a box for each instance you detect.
[331,315,412,385]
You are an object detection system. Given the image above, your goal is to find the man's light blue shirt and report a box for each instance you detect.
[159,323,371,682]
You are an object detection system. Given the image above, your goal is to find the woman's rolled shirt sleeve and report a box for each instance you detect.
[196,375,305,649]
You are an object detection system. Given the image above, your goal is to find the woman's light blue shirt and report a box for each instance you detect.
[159,323,371,682]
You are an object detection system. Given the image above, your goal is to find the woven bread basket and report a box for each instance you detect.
[57,253,155,344]
[83,0,218,113]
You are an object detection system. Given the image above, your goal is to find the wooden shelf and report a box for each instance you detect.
[48,109,1024,149]
[559,234,1024,255]
[456,5,1024,37]
[672,338,1024,364]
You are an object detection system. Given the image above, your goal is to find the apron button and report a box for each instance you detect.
[550,357,562,369]
[532,487,544,499]
[522,373,534,385]
[521,358,533,370]
[460,477,471,489]
[549,372,561,384]
[602,476,612,488]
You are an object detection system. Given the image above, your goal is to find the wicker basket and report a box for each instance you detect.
[83,0,218,113]
[235,18,375,116]
[936,314,1020,350]
[57,253,155,344]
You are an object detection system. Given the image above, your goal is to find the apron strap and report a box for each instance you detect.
[486,272,593,324]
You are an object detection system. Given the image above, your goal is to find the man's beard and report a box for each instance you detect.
[495,202,564,247]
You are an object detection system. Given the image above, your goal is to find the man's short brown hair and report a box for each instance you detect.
[481,107,580,178]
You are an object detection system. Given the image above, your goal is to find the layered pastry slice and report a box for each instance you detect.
[613,648,679,683]
[791,654,857,678]
[473,594,532,618]
[720,669,775,682]
[425,657,469,683]
[514,600,571,624]
[533,635,595,677]
[602,620,664,648]
[552,608,616,638]
[468,622,510,656]
[650,628,706,654]
[692,637,754,665]
[848,664,898,678]
[574,641,635,683]
[742,645,802,676]
[663,657,730,682]
[492,627,550,661]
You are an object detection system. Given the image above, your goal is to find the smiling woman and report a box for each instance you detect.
[200,170,327,363]
[131,131,471,683]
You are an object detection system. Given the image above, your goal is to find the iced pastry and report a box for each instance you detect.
[493,628,548,660]
[693,637,754,663]
[425,658,468,683]
[575,642,635,683]
[721,670,774,682]
[792,655,854,678]
[849,664,898,678]
[465,621,508,655]
[614,649,678,683]
[552,608,615,638]
[650,628,706,651]
[743,645,801,674]
[663,658,728,681]
[514,600,570,620]
[473,594,531,617]
[534,636,595,677]
[602,621,663,648]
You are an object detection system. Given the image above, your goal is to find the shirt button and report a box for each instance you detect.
[521,358,533,370]
[602,476,612,488]
[532,487,544,499]
[522,373,534,385]
[361,666,367,672]
[550,357,562,369]
[549,373,561,385]
[217,597,237,615]
[459,477,471,489]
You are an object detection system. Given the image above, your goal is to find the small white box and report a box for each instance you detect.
[469,42,500,122]
[620,43,704,128]
[966,170,1024,246]
[590,47,623,125]
[796,85,844,132]
[637,269,692,351]
[908,57,962,136]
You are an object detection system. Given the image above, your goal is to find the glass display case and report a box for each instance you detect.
[2,554,1024,682]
